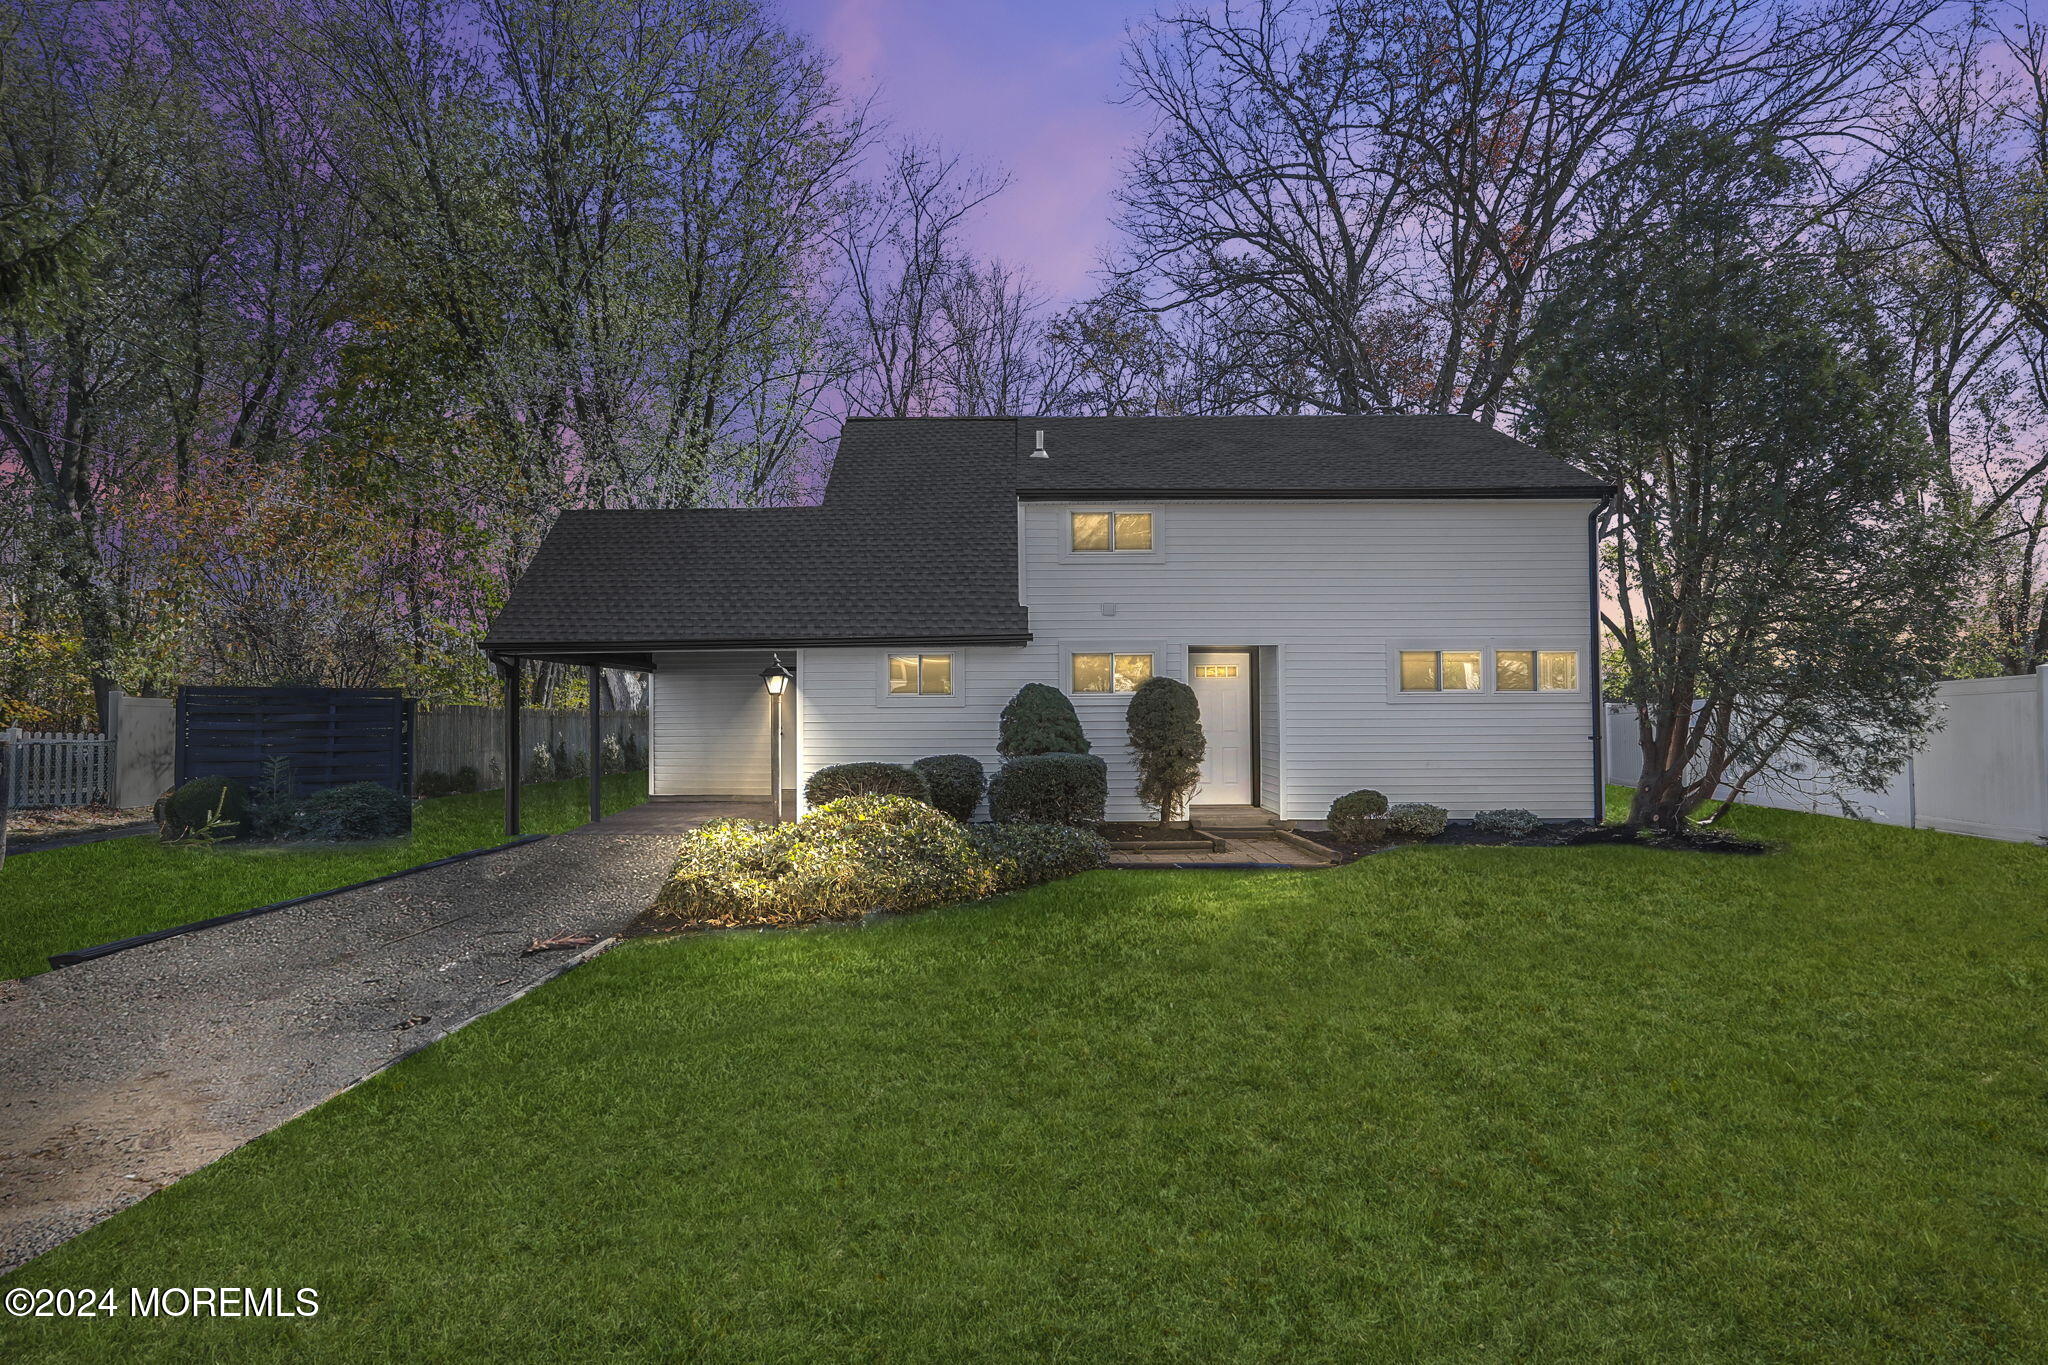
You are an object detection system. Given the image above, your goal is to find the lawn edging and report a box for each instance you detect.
[45,834,551,970]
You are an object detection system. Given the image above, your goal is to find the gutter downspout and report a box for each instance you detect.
[1588,493,1615,821]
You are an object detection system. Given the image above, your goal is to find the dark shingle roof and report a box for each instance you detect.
[484,415,1605,654]
[483,420,1026,653]
[1013,415,1607,496]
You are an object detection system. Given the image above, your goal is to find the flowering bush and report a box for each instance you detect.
[652,795,1104,928]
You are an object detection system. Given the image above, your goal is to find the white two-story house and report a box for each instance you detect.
[483,416,1613,823]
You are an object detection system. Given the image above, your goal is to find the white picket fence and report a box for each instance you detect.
[2,727,113,809]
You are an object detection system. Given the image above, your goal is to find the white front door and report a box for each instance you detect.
[1190,651,1253,804]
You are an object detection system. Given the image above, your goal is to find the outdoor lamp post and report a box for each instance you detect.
[759,655,793,822]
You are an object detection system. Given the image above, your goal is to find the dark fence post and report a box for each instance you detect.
[500,657,521,837]
[586,664,603,825]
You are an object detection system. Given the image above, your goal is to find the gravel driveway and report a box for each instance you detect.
[0,803,722,1273]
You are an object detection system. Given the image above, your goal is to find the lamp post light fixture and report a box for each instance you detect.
[760,655,793,821]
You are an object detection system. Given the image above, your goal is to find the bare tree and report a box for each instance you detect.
[833,141,1008,417]
[1116,0,1938,420]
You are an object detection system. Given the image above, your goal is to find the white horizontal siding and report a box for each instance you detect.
[650,650,794,797]
[784,498,1601,821]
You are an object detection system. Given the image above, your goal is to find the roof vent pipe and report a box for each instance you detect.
[1030,428,1049,458]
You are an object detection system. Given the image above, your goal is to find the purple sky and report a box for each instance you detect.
[776,0,1159,302]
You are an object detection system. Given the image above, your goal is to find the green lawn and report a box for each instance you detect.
[5,799,2045,1360]
[0,772,648,980]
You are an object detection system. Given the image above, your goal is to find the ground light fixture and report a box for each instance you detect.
[760,655,793,820]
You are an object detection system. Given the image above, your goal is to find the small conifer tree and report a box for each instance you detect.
[1126,677,1205,825]
[998,682,1091,757]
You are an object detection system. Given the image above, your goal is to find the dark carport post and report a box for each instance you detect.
[586,664,603,825]
[496,653,521,837]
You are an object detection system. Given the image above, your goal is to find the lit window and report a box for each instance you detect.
[1538,650,1578,691]
[887,654,953,695]
[1072,652,1153,693]
[1495,651,1536,692]
[1193,664,1238,678]
[1494,649,1579,691]
[1400,650,1483,692]
[1070,511,1154,552]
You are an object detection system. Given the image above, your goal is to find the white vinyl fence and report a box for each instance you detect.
[2,728,112,809]
[1605,666,2048,843]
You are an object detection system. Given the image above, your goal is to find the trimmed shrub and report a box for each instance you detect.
[651,796,1109,929]
[283,782,414,841]
[1473,808,1543,839]
[653,796,992,927]
[804,761,932,808]
[1326,792,1393,846]
[416,770,460,798]
[998,682,1091,756]
[969,822,1109,890]
[1126,677,1205,824]
[913,754,987,822]
[988,753,1108,827]
[157,776,250,842]
[453,765,480,794]
[1386,802,1449,839]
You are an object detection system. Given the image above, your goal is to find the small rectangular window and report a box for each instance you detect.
[888,655,918,695]
[1538,650,1579,691]
[1072,652,1152,693]
[1070,510,1153,552]
[1442,651,1483,691]
[888,653,954,696]
[1399,651,1440,691]
[1495,651,1536,692]
[1193,664,1238,678]
[1401,650,1482,692]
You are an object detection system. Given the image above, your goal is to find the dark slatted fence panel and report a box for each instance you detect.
[175,688,414,796]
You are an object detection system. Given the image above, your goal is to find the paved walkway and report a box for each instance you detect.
[0,800,731,1273]
[1110,835,1329,868]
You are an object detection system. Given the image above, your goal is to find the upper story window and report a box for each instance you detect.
[1072,652,1153,693]
[1071,511,1153,552]
[888,653,954,696]
[1400,650,1483,692]
[1495,650,1580,692]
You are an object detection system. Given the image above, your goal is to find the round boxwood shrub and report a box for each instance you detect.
[1385,801,1449,839]
[1126,677,1205,824]
[912,754,987,822]
[998,682,1091,757]
[1472,807,1542,839]
[988,753,1108,827]
[284,782,414,841]
[1326,790,1392,845]
[156,775,250,841]
[803,761,932,809]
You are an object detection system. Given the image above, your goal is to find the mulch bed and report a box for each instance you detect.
[1297,819,1769,863]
